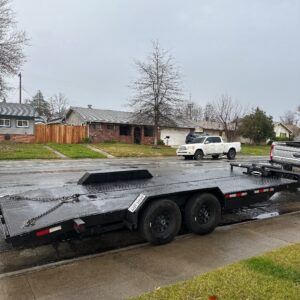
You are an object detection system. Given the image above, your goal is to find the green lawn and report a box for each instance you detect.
[133,243,300,300]
[0,142,58,160]
[94,143,176,157]
[48,144,106,159]
[240,144,271,156]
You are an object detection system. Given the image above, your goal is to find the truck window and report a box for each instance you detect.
[206,137,215,143]
[213,137,222,143]
[191,137,206,144]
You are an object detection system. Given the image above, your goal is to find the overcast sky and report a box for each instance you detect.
[7,0,300,120]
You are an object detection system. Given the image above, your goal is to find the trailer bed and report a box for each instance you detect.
[0,166,299,246]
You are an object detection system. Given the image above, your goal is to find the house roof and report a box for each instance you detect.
[0,102,36,118]
[66,106,196,128]
[195,120,224,131]
[274,122,293,133]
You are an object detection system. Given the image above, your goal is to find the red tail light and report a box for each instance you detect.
[270,144,274,161]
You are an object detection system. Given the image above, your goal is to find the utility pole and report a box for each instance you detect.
[18,72,22,104]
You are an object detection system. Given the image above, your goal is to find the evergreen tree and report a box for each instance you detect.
[239,107,274,144]
[28,90,51,117]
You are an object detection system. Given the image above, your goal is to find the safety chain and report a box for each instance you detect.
[17,194,81,227]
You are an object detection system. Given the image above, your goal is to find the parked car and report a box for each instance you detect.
[270,141,300,170]
[176,136,241,160]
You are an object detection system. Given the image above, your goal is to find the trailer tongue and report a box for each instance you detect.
[0,164,299,247]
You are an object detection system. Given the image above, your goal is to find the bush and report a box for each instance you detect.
[157,139,165,145]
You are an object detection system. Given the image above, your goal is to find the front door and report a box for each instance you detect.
[134,127,141,144]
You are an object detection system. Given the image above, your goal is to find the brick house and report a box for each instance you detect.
[65,106,157,144]
[65,106,197,145]
[0,102,36,143]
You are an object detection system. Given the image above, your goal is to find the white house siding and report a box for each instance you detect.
[160,128,191,147]
[274,123,291,139]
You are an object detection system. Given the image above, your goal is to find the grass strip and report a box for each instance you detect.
[0,142,58,160]
[48,144,106,159]
[133,243,300,300]
[94,143,176,157]
[240,144,270,156]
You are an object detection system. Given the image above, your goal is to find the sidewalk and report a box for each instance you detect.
[1,212,300,300]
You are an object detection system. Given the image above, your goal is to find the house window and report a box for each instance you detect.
[0,119,10,127]
[16,120,29,128]
[280,133,287,138]
[144,126,154,137]
[107,124,115,130]
[91,123,101,129]
[120,125,131,136]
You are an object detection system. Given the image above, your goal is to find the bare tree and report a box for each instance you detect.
[280,110,297,125]
[0,0,27,99]
[49,93,69,117]
[203,102,217,122]
[213,94,246,141]
[129,41,183,145]
[177,100,203,121]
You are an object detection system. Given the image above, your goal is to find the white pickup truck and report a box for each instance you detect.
[270,141,300,170]
[176,136,241,160]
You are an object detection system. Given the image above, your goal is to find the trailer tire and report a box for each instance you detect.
[194,150,204,160]
[227,148,236,160]
[184,193,221,235]
[139,199,182,245]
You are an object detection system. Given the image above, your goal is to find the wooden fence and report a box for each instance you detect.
[35,124,87,144]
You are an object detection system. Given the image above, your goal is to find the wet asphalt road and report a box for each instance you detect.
[0,156,299,274]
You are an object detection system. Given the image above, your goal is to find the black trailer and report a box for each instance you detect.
[0,163,299,247]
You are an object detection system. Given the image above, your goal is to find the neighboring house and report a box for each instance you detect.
[194,121,226,139]
[65,106,196,146]
[0,102,36,143]
[160,118,196,146]
[283,124,300,140]
[35,116,47,124]
[274,122,293,139]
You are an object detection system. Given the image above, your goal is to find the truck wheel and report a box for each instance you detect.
[184,193,221,235]
[194,150,204,160]
[227,148,236,160]
[139,199,182,245]
[212,155,219,160]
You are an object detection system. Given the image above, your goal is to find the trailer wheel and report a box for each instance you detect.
[227,148,236,160]
[184,193,221,235]
[139,199,181,245]
[194,150,204,160]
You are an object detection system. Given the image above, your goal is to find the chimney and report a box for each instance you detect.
[88,104,92,109]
